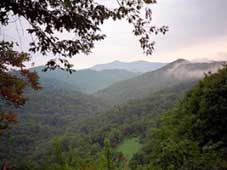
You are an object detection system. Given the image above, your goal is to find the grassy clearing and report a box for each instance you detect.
[116,137,142,160]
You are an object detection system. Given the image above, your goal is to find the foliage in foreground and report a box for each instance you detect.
[0,41,41,133]
[130,65,227,170]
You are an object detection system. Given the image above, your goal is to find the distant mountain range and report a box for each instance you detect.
[94,59,224,105]
[31,67,139,94]
[90,60,166,73]
[30,59,224,98]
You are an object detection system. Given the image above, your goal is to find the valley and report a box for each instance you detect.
[0,59,224,170]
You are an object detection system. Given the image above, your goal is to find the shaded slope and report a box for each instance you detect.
[95,59,224,105]
[32,66,139,94]
[69,80,196,147]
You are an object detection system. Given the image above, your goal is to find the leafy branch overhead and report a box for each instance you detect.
[0,0,168,70]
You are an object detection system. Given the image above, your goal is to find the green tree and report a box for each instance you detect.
[103,138,113,170]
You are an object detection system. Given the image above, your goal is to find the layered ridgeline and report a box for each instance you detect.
[31,66,140,94]
[0,59,224,168]
[95,59,224,105]
[90,60,166,73]
[68,81,195,146]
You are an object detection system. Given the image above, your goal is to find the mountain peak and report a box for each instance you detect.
[172,58,189,64]
[112,60,122,64]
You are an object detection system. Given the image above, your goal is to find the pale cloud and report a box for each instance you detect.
[150,36,227,63]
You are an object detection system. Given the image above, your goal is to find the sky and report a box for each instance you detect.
[1,0,227,69]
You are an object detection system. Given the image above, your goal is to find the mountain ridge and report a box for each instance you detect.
[30,66,140,94]
[90,60,166,73]
[94,59,224,105]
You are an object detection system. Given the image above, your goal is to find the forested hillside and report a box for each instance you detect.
[70,81,196,145]
[130,65,227,170]
[0,80,108,162]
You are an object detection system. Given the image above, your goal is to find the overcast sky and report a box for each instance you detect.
[1,0,227,69]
